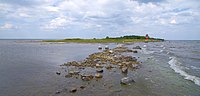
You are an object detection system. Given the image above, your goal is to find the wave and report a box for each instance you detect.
[141,48,154,54]
[168,57,200,86]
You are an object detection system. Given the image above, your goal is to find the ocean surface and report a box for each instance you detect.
[0,40,200,96]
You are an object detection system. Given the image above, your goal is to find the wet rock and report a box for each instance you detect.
[55,90,61,94]
[121,67,128,73]
[120,77,135,85]
[96,69,104,73]
[96,64,103,68]
[56,71,61,75]
[105,65,114,70]
[105,46,109,50]
[98,46,102,50]
[118,63,123,66]
[81,75,94,81]
[148,70,152,72]
[132,64,139,69]
[70,88,77,93]
[133,46,141,50]
[132,50,138,53]
[65,74,72,78]
[80,86,85,89]
[69,70,80,75]
[109,50,113,53]
[95,73,103,78]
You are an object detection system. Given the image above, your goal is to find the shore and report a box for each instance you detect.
[43,38,162,43]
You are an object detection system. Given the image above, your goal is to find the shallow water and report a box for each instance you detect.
[0,40,200,96]
[0,40,115,96]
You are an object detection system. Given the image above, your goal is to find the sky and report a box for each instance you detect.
[0,0,200,40]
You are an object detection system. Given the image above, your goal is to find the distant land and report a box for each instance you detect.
[43,35,164,43]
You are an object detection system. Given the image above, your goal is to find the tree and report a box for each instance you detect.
[106,36,109,39]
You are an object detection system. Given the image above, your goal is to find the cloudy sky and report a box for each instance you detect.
[0,0,200,40]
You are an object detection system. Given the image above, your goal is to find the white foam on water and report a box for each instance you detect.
[163,47,166,49]
[143,45,147,48]
[168,57,200,86]
[141,48,154,54]
[166,52,170,54]
[191,66,200,70]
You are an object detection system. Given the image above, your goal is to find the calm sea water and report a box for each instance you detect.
[0,40,116,96]
[0,40,200,96]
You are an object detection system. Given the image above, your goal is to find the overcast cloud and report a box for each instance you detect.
[0,0,199,40]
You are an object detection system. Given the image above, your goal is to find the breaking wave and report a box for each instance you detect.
[168,57,200,86]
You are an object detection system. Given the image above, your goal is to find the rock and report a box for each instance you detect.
[56,71,61,75]
[70,88,77,93]
[81,75,94,81]
[133,46,141,50]
[121,67,128,73]
[118,63,123,66]
[55,91,61,94]
[109,50,113,53]
[65,74,72,78]
[105,65,114,70]
[96,69,104,73]
[132,64,139,69]
[105,46,109,50]
[74,71,80,75]
[96,64,103,68]
[98,46,102,50]
[69,70,80,75]
[132,50,138,53]
[80,86,85,89]
[120,77,135,85]
[95,73,103,78]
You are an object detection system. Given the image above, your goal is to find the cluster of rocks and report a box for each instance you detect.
[58,46,141,93]
[63,47,139,69]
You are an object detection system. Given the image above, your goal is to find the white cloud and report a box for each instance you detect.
[43,16,74,29]
[0,0,200,39]
[0,23,16,29]
[44,6,59,12]
[170,19,177,24]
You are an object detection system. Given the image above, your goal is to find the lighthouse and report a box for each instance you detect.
[145,34,149,41]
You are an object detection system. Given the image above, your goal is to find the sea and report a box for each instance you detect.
[0,40,199,96]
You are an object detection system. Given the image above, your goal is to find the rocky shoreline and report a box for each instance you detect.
[56,45,142,94]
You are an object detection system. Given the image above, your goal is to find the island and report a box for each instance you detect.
[43,35,164,43]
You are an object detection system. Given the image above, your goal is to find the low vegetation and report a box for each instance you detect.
[43,35,164,43]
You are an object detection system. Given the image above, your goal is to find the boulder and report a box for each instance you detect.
[120,77,135,85]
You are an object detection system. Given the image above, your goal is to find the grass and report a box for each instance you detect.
[43,38,161,43]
